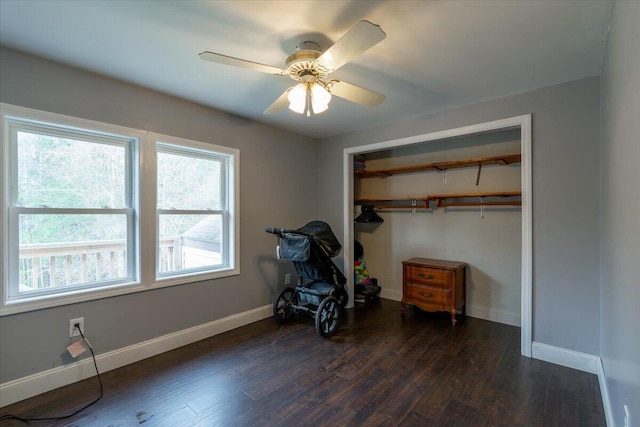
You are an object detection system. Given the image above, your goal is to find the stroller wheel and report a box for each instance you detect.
[273,287,297,324]
[315,296,340,337]
[333,288,348,310]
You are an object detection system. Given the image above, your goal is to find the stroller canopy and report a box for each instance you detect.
[298,221,342,258]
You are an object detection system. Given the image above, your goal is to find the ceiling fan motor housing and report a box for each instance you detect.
[285,47,330,81]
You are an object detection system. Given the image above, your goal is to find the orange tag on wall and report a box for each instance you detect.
[67,339,88,358]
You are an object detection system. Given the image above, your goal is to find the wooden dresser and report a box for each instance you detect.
[401,257,467,325]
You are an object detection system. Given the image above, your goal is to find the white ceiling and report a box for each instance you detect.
[0,0,613,139]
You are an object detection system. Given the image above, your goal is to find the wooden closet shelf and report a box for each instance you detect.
[355,154,521,178]
[437,201,522,207]
[429,191,522,199]
[355,198,427,204]
[355,191,522,209]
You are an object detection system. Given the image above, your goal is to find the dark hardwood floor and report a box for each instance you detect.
[0,298,605,426]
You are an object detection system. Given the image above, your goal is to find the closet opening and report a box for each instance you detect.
[342,115,532,357]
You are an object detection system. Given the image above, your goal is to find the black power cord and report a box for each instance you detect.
[0,325,104,424]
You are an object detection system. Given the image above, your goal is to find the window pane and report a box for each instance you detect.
[17,131,126,208]
[159,214,222,273]
[157,151,221,210]
[18,214,128,292]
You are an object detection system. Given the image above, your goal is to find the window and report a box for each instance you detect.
[4,116,137,305]
[155,139,235,280]
[1,104,239,315]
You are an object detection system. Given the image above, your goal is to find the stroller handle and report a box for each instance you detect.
[265,227,311,237]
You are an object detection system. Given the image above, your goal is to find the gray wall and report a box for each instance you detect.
[600,2,640,425]
[355,131,522,324]
[318,77,601,355]
[0,47,317,383]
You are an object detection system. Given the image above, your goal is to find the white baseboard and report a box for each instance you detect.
[466,304,521,327]
[531,341,599,374]
[596,358,614,427]
[380,288,402,302]
[531,343,612,426]
[0,304,272,408]
[381,291,520,328]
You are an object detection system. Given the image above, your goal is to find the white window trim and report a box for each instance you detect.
[5,118,139,303]
[148,133,239,287]
[0,103,240,316]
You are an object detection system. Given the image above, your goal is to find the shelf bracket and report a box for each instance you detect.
[476,163,482,186]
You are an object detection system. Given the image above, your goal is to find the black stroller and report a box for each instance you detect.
[266,221,348,337]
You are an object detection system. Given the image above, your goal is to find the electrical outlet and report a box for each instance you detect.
[285,273,291,285]
[69,317,84,338]
[624,404,631,427]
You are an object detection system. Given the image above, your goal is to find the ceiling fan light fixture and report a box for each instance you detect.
[311,83,331,114]
[288,81,332,116]
[288,83,307,114]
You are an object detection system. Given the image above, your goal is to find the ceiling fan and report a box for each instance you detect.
[199,20,386,117]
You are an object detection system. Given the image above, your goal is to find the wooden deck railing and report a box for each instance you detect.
[19,238,176,289]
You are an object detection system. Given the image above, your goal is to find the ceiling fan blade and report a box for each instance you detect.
[263,88,291,114]
[317,20,386,72]
[199,51,287,76]
[329,80,385,107]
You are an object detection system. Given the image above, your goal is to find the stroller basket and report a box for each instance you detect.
[266,221,347,337]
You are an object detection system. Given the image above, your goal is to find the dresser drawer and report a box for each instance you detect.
[407,283,450,306]
[406,266,450,287]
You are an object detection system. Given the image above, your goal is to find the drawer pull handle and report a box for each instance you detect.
[418,273,435,280]
[419,291,435,298]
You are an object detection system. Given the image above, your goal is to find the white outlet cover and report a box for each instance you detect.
[69,317,84,338]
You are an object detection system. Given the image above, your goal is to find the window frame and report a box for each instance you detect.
[8,129,138,296]
[0,103,240,316]
[150,134,239,286]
